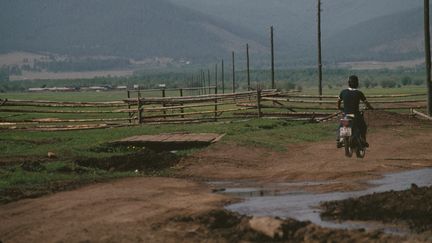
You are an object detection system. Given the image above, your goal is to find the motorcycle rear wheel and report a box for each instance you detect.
[344,137,353,158]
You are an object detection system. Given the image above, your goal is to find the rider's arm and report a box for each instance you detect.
[337,99,342,111]
[364,100,374,110]
[360,92,374,110]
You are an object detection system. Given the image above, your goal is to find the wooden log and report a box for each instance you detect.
[0,108,135,114]
[1,123,136,132]
[0,117,137,124]
[262,97,427,104]
[317,112,342,122]
[3,99,126,107]
[143,116,253,123]
[0,99,7,106]
[143,107,255,119]
[275,93,427,99]
[123,89,278,104]
[234,111,333,116]
[412,109,432,120]
[143,101,240,112]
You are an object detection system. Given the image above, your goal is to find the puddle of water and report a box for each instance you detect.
[211,168,432,234]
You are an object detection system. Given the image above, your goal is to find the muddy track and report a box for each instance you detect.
[179,111,432,190]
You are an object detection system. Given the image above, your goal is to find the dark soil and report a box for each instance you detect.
[321,184,432,232]
[170,209,401,242]
[365,110,431,128]
[76,148,179,172]
[0,180,92,204]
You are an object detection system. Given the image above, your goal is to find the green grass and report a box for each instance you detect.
[0,119,335,160]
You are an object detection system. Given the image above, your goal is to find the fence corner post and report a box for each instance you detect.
[257,87,262,118]
[137,97,143,124]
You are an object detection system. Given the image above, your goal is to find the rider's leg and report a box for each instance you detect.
[336,122,343,148]
[358,117,368,147]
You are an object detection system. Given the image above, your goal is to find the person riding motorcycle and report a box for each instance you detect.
[337,75,373,148]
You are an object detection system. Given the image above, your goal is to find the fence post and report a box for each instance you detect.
[257,88,262,118]
[127,90,132,123]
[162,88,166,119]
[180,88,184,119]
[137,97,143,124]
[214,97,218,122]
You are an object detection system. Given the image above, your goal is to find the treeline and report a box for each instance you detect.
[5,58,133,74]
[33,58,132,72]
[0,67,426,92]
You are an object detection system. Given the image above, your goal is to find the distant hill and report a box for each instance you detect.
[325,7,424,62]
[171,0,423,63]
[0,0,266,62]
[0,0,426,66]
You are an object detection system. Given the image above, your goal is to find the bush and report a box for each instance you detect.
[380,80,397,88]
[414,79,425,86]
[401,76,412,86]
[282,82,296,91]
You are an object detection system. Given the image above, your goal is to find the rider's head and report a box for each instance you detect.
[348,75,359,89]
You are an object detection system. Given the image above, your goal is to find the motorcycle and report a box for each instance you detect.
[339,112,366,158]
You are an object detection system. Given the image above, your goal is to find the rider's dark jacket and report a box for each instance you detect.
[339,88,368,140]
[339,88,366,115]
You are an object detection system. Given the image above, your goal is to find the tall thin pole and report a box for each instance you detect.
[271,26,275,89]
[425,0,432,115]
[222,59,225,94]
[215,63,218,93]
[208,69,211,94]
[232,51,236,93]
[247,43,251,91]
[317,0,323,98]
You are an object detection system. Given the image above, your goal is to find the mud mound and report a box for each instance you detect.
[171,210,401,242]
[20,161,45,172]
[321,185,432,232]
[76,149,179,172]
[364,110,429,128]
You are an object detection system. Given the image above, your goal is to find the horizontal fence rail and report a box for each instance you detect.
[0,89,429,131]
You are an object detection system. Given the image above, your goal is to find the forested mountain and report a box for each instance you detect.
[172,0,423,63]
[0,0,425,65]
[325,7,424,61]
[0,0,266,61]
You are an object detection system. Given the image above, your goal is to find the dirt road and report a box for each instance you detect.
[1,111,432,242]
[0,177,232,242]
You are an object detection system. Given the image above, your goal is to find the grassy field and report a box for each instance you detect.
[0,85,428,203]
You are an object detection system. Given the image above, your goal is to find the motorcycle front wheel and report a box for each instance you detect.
[355,138,366,158]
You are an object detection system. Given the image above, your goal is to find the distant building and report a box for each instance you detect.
[28,88,47,92]
[28,87,75,92]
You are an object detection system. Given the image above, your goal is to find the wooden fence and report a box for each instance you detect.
[0,88,429,131]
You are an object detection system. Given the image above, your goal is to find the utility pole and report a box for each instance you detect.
[222,59,225,94]
[232,51,236,93]
[247,43,251,91]
[271,26,275,89]
[425,0,432,115]
[208,69,211,94]
[215,63,218,94]
[317,0,323,98]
